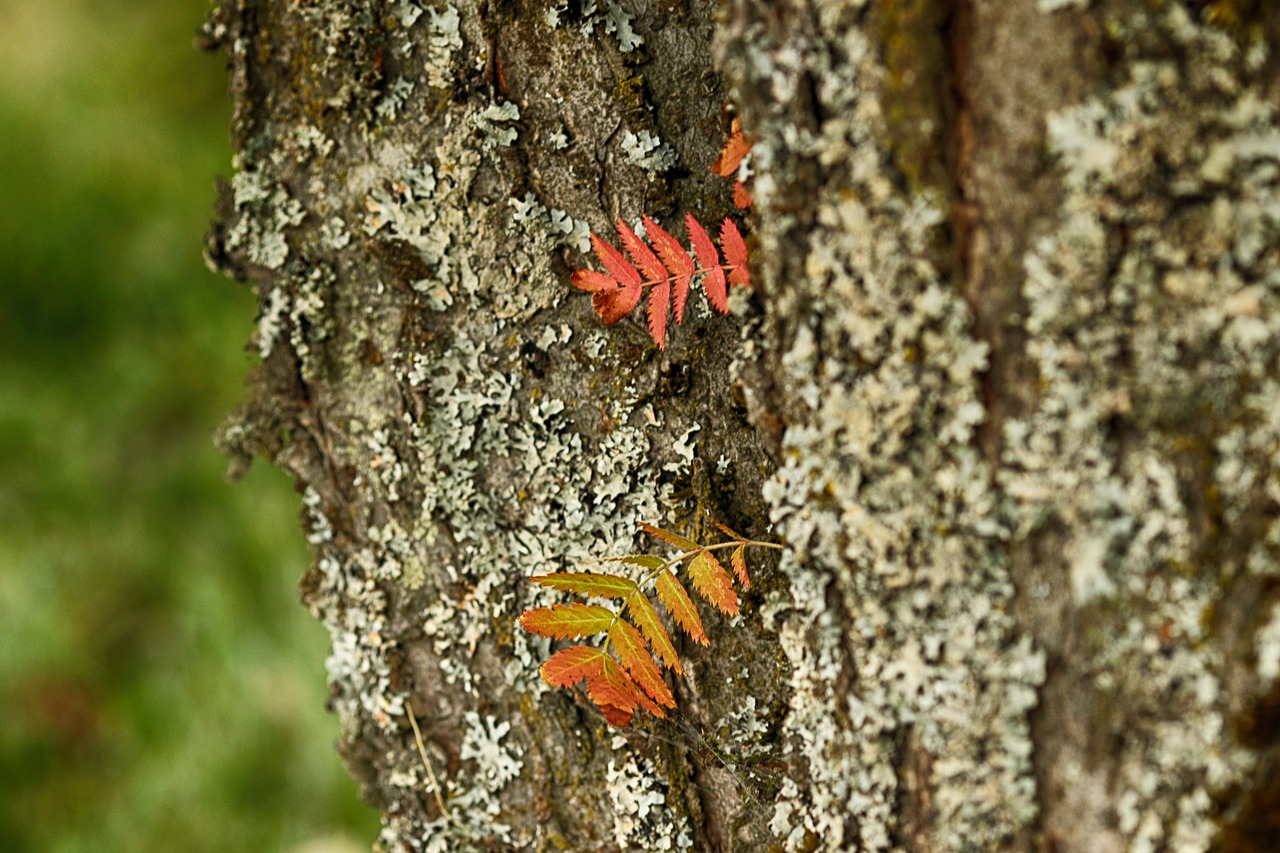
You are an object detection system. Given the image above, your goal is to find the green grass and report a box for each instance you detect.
[0,1,379,849]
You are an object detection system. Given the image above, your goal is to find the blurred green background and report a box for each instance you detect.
[0,1,379,850]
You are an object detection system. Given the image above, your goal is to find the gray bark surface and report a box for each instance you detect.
[205,1,1280,850]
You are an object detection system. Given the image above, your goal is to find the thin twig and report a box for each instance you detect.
[405,698,450,819]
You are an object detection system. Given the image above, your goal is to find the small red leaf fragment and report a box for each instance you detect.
[711,117,751,178]
[733,181,753,210]
[688,551,738,616]
[655,570,708,645]
[720,219,750,288]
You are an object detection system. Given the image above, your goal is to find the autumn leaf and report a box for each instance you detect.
[655,569,707,645]
[685,214,727,314]
[585,656,644,714]
[605,554,666,571]
[720,219,750,289]
[609,620,675,710]
[531,572,638,599]
[639,522,699,552]
[643,215,695,324]
[541,645,607,688]
[591,231,641,289]
[688,551,738,616]
[625,593,682,673]
[592,286,643,326]
[518,603,616,639]
[731,544,750,589]
[711,117,751,178]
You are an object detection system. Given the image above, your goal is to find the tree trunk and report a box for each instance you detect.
[204,1,1280,850]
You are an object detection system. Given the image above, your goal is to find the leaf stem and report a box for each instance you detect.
[624,264,743,291]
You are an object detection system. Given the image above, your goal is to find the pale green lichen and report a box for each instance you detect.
[716,1,1280,847]
[1038,0,1089,12]
[574,0,643,53]
[472,101,521,150]
[401,2,463,90]
[360,115,562,320]
[509,192,592,254]
[1003,5,1278,848]
[1257,602,1280,684]
[228,166,305,269]
[730,18,1042,849]
[621,129,677,177]
[605,748,694,852]
[381,711,523,852]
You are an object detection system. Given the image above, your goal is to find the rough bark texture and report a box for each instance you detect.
[205,1,1280,850]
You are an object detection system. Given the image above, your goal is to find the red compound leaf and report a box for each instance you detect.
[569,216,749,347]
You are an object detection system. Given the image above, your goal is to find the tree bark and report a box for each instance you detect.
[205,1,1280,850]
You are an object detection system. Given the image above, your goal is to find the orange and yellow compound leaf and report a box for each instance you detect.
[542,646,652,727]
[531,572,638,599]
[522,519,782,727]
[686,214,727,314]
[731,544,750,589]
[720,219,750,289]
[540,645,607,688]
[625,593,682,673]
[639,522,699,552]
[688,551,738,616]
[711,116,751,178]
[609,620,675,710]
[643,215,696,325]
[518,603,617,639]
[655,569,708,645]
